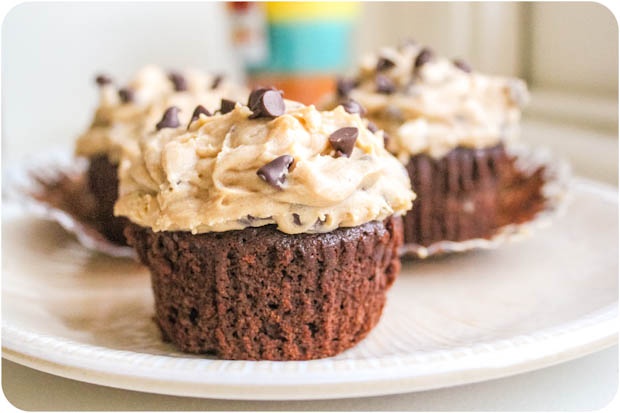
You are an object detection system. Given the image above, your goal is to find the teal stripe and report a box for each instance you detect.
[248,21,353,73]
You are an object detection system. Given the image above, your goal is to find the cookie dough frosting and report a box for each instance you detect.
[114,92,415,235]
[335,42,529,161]
[75,65,246,163]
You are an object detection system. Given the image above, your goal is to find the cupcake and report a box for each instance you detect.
[114,89,415,360]
[75,65,246,244]
[329,42,546,254]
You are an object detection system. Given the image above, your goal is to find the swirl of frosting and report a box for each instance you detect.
[331,43,529,161]
[114,101,415,234]
[75,65,247,163]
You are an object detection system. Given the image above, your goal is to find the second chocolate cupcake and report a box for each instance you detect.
[331,42,547,256]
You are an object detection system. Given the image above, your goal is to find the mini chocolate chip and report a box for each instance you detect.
[257,155,294,189]
[366,121,379,133]
[414,48,434,69]
[329,127,358,158]
[376,57,396,72]
[247,87,273,109]
[292,213,302,226]
[249,89,285,119]
[95,74,111,86]
[211,74,223,90]
[453,58,472,73]
[118,87,134,103]
[340,99,366,116]
[187,105,211,129]
[376,74,395,94]
[156,106,181,130]
[336,77,359,98]
[383,133,391,148]
[168,72,187,91]
[220,99,237,114]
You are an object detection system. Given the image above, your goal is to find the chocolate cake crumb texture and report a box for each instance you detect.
[124,216,403,360]
[87,155,130,245]
[403,144,545,248]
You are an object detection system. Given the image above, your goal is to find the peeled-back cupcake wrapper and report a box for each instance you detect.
[399,143,572,259]
[5,145,569,260]
[3,149,136,259]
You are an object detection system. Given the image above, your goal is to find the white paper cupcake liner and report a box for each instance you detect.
[3,149,136,259]
[398,143,572,259]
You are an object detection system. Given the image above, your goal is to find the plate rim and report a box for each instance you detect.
[2,177,618,400]
[2,304,617,400]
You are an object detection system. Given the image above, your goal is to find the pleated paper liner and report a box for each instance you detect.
[4,150,136,259]
[5,144,569,260]
[399,143,571,259]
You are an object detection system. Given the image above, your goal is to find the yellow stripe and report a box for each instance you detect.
[266,2,359,22]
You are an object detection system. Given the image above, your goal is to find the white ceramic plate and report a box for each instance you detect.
[2,178,617,400]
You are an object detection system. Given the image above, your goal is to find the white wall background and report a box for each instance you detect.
[2,2,239,163]
[358,2,618,134]
[2,2,618,164]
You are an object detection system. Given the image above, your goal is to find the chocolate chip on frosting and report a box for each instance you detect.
[340,99,366,116]
[156,106,181,130]
[257,155,294,189]
[366,121,379,133]
[336,77,359,98]
[292,213,302,226]
[453,58,472,73]
[118,87,134,103]
[414,48,434,69]
[211,74,223,90]
[187,105,212,129]
[383,133,391,148]
[376,74,396,94]
[249,89,285,119]
[220,99,237,114]
[168,72,187,92]
[95,74,112,86]
[376,57,396,72]
[329,127,358,158]
[247,87,273,109]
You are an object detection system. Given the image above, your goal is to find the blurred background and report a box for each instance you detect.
[2,2,618,184]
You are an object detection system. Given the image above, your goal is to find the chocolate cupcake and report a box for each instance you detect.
[114,93,414,360]
[75,65,246,245]
[328,43,545,254]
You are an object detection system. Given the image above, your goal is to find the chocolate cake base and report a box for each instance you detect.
[125,217,403,361]
[87,155,129,245]
[403,144,545,248]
